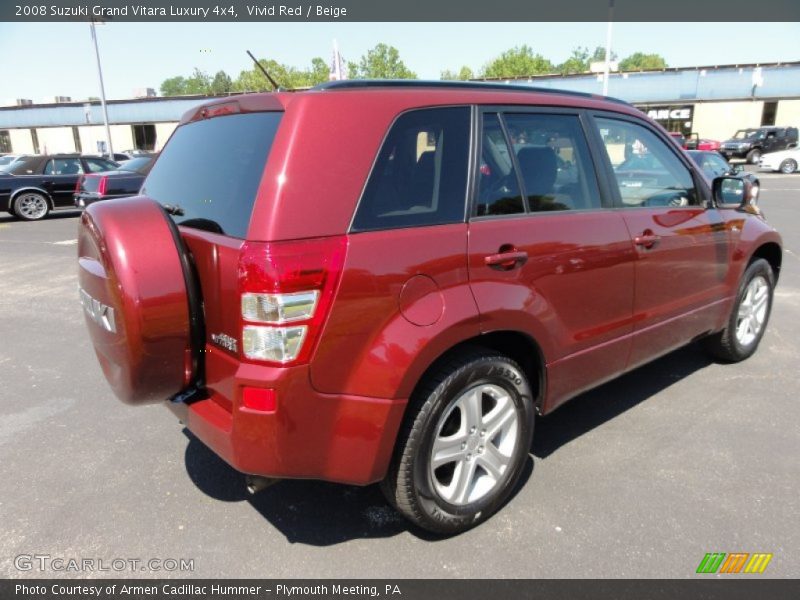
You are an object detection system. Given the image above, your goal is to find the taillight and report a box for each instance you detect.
[75,175,84,193]
[238,236,347,365]
[97,176,108,196]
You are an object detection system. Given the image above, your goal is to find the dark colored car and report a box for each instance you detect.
[78,81,782,534]
[720,126,799,164]
[0,154,118,220]
[687,150,760,195]
[74,156,156,208]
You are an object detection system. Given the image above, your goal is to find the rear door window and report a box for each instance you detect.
[351,107,470,232]
[141,111,282,238]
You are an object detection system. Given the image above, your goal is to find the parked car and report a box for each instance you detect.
[74,156,156,208]
[686,133,722,152]
[78,81,782,535]
[0,154,118,220]
[687,150,760,196]
[668,131,687,148]
[0,154,32,174]
[720,126,799,164]
[758,144,800,174]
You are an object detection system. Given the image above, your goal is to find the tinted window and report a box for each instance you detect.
[476,113,524,216]
[142,112,282,238]
[595,118,697,208]
[84,158,117,173]
[351,107,470,232]
[44,158,83,175]
[117,157,153,173]
[505,113,602,212]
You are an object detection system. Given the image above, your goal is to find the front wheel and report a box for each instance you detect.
[746,149,761,164]
[382,349,535,535]
[779,159,797,174]
[705,258,774,362]
[13,192,50,221]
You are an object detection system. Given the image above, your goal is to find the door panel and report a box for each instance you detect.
[591,115,730,368]
[468,110,637,412]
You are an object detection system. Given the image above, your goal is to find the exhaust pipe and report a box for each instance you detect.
[246,475,280,495]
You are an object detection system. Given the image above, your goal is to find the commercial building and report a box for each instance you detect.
[2,61,799,154]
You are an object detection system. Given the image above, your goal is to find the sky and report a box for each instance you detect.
[1,21,799,103]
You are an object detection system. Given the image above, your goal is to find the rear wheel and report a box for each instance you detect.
[382,349,535,535]
[779,159,797,174]
[705,258,774,362]
[746,149,761,164]
[13,192,50,221]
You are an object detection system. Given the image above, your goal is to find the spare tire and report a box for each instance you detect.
[78,197,196,404]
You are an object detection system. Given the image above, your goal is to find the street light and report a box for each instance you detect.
[90,18,114,158]
[602,0,615,96]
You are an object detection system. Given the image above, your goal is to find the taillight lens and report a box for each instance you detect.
[75,175,84,193]
[97,176,108,196]
[238,236,347,366]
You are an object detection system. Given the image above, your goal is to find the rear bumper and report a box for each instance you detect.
[166,352,407,485]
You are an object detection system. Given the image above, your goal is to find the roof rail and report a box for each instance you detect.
[312,79,630,105]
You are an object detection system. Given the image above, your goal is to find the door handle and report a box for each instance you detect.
[634,231,660,249]
[484,250,528,270]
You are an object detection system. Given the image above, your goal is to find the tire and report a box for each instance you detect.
[13,192,50,221]
[382,349,535,535]
[746,149,761,164]
[705,258,774,362]
[779,159,797,174]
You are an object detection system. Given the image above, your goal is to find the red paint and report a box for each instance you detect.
[78,85,783,486]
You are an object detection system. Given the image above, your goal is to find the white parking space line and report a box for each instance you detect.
[52,239,78,246]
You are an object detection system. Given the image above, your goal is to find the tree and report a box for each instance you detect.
[481,45,554,79]
[619,52,668,71]
[160,76,188,97]
[441,66,474,81]
[210,70,233,95]
[184,68,211,95]
[232,57,329,91]
[558,47,590,74]
[350,44,416,79]
[590,46,617,63]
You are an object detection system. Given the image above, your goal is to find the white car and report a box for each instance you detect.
[759,145,799,174]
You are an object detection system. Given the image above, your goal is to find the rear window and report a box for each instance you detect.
[141,111,282,238]
[81,176,101,193]
[351,107,470,232]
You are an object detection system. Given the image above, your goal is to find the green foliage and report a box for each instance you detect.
[210,70,233,95]
[160,76,188,97]
[481,45,554,79]
[558,47,590,74]
[350,43,416,79]
[441,66,475,81]
[619,52,668,71]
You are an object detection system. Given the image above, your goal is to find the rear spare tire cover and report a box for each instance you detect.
[78,197,193,404]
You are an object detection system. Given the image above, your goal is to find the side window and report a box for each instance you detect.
[351,107,470,232]
[707,154,731,177]
[476,113,524,216]
[45,158,84,175]
[505,113,602,212]
[594,117,697,208]
[85,158,115,173]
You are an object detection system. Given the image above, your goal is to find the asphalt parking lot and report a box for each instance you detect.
[1,172,798,579]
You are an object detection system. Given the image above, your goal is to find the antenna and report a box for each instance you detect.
[246,50,281,91]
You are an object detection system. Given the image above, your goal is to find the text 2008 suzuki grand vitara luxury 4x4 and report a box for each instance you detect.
[78,81,782,534]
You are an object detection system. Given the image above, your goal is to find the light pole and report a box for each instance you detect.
[90,19,114,158]
[602,0,615,96]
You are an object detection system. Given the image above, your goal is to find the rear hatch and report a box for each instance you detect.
[140,110,283,408]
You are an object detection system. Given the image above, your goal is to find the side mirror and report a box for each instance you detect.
[713,176,758,211]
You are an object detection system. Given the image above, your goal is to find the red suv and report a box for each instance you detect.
[78,81,782,534]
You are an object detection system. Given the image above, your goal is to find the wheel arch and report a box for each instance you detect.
[11,186,55,209]
[750,241,782,283]
[406,330,547,415]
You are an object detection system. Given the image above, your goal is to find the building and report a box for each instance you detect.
[2,62,800,155]
[487,61,800,142]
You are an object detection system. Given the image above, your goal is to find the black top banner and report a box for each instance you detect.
[3,0,800,22]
